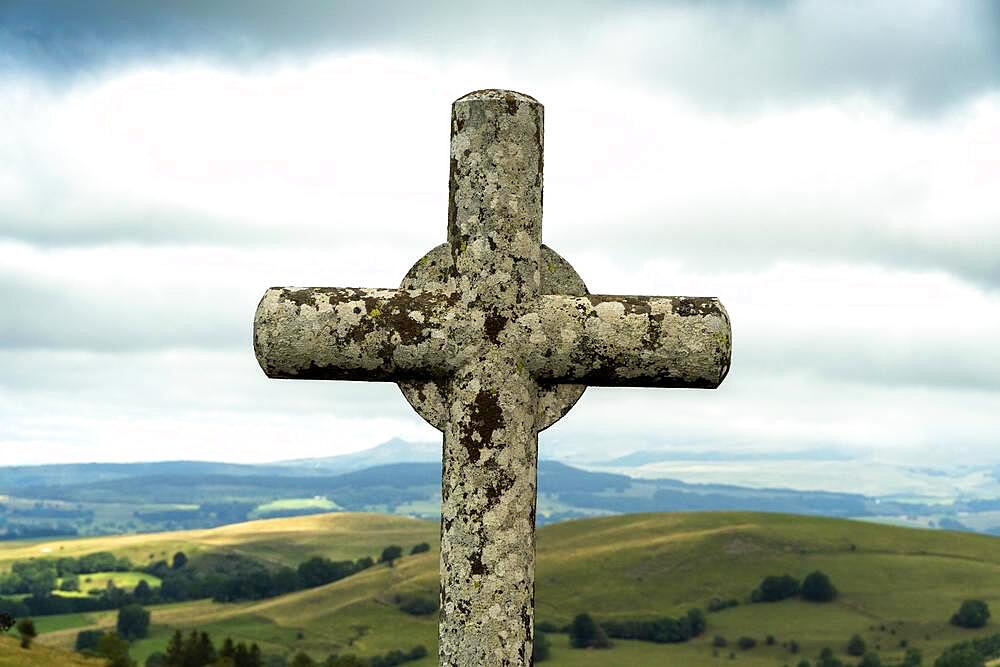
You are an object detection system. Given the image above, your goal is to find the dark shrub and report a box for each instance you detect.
[379,546,403,566]
[737,636,757,650]
[533,631,551,662]
[75,629,107,652]
[116,603,151,640]
[847,633,867,656]
[396,594,438,616]
[858,652,883,667]
[754,575,800,602]
[708,597,740,612]
[951,600,991,629]
[801,571,837,602]
[16,618,37,648]
[569,613,611,649]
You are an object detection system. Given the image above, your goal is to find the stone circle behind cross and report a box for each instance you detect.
[253,89,732,666]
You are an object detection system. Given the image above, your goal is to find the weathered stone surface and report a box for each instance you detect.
[252,88,733,667]
[526,294,731,387]
[397,242,589,432]
[254,286,461,382]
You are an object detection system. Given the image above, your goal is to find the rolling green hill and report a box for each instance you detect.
[7,511,1000,666]
[0,634,103,667]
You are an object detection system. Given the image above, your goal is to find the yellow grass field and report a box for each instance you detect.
[0,512,437,572]
[0,635,102,667]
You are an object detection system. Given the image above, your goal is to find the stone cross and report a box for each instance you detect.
[253,89,731,666]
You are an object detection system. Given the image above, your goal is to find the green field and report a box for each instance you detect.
[251,497,341,518]
[7,511,1000,666]
[70,571,162,594]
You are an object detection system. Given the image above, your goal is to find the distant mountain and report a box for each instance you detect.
[596,447,854,467]
[4,443,999,540]
[4,457,929,531]
[276,437,440,473]
[0,460,320,489]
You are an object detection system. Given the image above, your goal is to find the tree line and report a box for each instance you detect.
[0,543,430,619]
[147,544,423,605]
[537,608,708,650]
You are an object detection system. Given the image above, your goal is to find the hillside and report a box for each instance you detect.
[0,634,103,667]
[0,512,436,572]
[8,511,1000,666]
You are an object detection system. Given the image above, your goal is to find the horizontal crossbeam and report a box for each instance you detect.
[255,287,730,389]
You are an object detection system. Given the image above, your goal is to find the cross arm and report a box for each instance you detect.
[253,287,460,382]
[522,294,731,388]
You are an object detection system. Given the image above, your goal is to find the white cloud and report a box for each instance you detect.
[0,348,437,465]
[0,47,998,467]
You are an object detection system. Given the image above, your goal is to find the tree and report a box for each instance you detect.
[568,613,611,649]
[61,572,81,592]
[16,618,36,648]
[801,571,837,602]
[817,646,844,667]
[117,604,151,640]
[847,633,867,656]
[290,652,315,667]
[410,543,430,555]
[57,556,80,576]
[933,644,984,667]
[79,551,117,573]
[902,647,923,666]
[951,600,991,629]
[134,579,153,602]
[533,631,551,662]
[858,652,883,667]
[99,631,136,667]
[75,629,106,652]
[737,636,757,650]
[379,546,403,566]
[172,552,188,570]
[195,631,217,666]
[166,629,184,665]
[754,574,800,602]
[144,652,168,667]
[249,643,262,667]
[395,593,437,616]
[686,608,706,636]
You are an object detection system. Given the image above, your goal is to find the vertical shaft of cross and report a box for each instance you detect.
[439,91,545,666]
[447,89,544,310]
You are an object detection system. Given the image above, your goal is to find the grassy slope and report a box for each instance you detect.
[19,511,1000,666]
[0,512,436,572]
[0,635,103,667]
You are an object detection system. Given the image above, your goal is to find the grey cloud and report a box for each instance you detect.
[0,272,247,351]
[737,333,1000,392]
[560,208,1000,291]
[1,1,996,113]
[631,1,1000,115]
[0,348,416,420]
[3,261,999,395]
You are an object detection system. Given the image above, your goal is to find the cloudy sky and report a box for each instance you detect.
[1,1,998,470]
